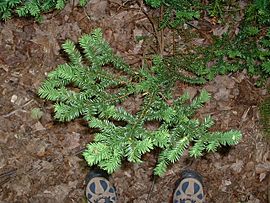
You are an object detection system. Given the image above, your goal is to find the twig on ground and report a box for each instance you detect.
[146,175,156,203]
[159,5,164,56]
[0,169,17,185]
[140,8,161,54]
[83,7,91,22]
[173,29,176,55]
[267,174,270,203]
[3,99,34,118]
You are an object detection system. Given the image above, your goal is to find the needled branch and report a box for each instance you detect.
[39,29,242,176]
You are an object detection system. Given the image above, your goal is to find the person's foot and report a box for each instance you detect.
[85,168,117,203]
[173,169,205,203]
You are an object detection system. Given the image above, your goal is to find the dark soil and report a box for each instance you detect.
[0,1,270,203]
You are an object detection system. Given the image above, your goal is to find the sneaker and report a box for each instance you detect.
[173,169,205,203]
[85,168,117,203]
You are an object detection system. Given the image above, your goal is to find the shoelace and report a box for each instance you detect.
[94,196,114,203]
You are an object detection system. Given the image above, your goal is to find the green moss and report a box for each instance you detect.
[260,94,270,137]
[31,108,44,120]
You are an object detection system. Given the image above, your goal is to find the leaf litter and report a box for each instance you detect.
[0,0,269,202]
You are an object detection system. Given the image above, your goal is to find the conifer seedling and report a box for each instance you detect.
[39,28,242,176]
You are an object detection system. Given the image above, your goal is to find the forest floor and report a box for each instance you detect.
[0,0,270,202]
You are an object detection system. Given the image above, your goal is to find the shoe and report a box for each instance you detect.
[173,169,205,203]
[85,168,117,203]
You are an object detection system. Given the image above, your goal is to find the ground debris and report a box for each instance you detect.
[0,1,269,203]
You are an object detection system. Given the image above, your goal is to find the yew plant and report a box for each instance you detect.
[38,29,242,176]
[0,0,88,20]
